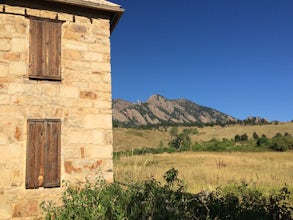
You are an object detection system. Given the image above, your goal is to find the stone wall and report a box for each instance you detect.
[0,3,113,219]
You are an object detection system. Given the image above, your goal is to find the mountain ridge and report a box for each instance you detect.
[112,94,237,127]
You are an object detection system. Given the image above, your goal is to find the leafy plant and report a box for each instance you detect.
[41,169,293,220]
[270,133,293,152]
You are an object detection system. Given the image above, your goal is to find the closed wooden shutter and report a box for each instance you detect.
[26,120,45,189]
[29,19,45,78]
[26,119,61,189]
[45,21,62,79]
[44,120,61,187]
[29,18,62,80]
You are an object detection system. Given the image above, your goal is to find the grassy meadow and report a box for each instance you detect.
[113,122,293,152]
[113,122,293,199]
[114,151,293,192]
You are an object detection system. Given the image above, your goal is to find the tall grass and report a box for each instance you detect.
[114,152,293,195]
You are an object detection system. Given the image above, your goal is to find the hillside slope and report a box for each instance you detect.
[113,122,293,152]
[113,94,236,127]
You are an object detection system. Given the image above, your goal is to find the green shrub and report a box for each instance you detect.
[256,135,271,148]
[235,133,249,142]
[41,169,293,220]
[270,133,293,152]
[202,138,235,152]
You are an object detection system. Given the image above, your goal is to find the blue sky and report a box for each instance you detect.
[110,0,293,122]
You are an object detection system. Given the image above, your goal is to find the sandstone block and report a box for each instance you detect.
[64,117,83,128]
[40,10,58,19]
[71,24,87,33]
[44,85,58,97]
[11,38,27,52]
[57,12,72,21]
[91,62,111,73]
[0,62,9,76]
[88,42,110,53]
[0,194,11,219]
[3,52,21,61]
[12,200,39,218]
[77,100,94,109]
[91,72,111,83]
[0,165,10,187]
[11,167,23,187]
[90,82,110,92]
[71,81,89,88]
[22,84,35,96]
[0,94,9,103]
[66,130,93,144]
[9,61,27,76]
[0,133,8,145]
[0,38,11,51]
[74,15,91,24]
[7,83,24,95]
[4,5,24,15]
[63,30,82,41]
[25,8,41,17]
[64,161,82,174]
[9,143,23,161]
[63,40,88,51]
[80,91,97,100]
[85,145,112,159]
[63,49,83,61]
[92,131,104,144]
[92,26,109,37]
[94,101,111,109]
[15,21,28,34]
[83,52,103,62]
[25,106,45,118]
[63,60,91,70]
[83,114,112,129]
[59,86,79,98]
[82,35,98,44]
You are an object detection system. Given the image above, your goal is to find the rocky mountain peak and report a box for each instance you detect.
[113,95,236,127]
[147,94,168,103]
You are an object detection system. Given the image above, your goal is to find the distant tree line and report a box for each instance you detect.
[113,117,272,129]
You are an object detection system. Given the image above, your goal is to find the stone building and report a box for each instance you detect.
[0,0,124,218]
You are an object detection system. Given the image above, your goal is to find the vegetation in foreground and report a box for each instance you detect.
[41,169,292,219]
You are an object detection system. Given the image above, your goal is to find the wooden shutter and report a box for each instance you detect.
[26,120,45,189]
[29,19,45,78]
[29,18,62,80]
[26,119,61,189]
[44,120,61,187]
[45,21,62,79]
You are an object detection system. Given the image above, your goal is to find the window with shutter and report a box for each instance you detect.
[29,17,62,80]
[26,119,61,189]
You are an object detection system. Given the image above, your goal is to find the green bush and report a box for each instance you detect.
[270,133,293,152]
[41,169,293,220]
[201,138,235,152]
[235,133,249,142]
[256,135,271,148]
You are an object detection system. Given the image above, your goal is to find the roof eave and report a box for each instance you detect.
[43,0,124,34]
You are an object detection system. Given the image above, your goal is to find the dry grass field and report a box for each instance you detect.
[113,122,293,152]
[113,122,293,197]
[114,151,293,194]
